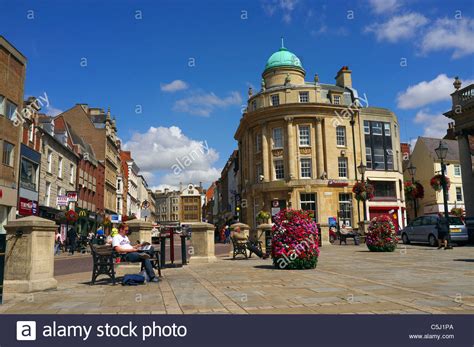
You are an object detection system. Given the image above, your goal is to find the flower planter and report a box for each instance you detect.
[271,209,320,270]
[365,215,398,253]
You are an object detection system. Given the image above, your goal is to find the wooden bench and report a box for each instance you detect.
[338,231,361,245]
[89,243,161,285]
[230,236,263,259]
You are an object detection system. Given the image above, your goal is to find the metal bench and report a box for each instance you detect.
[230,236,263,259]
[89,243,161,285]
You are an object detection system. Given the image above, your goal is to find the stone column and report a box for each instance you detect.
[261,123,270,182]
[248,130,254,184]
[285,116,296,180]
[230,222,250,257]
[4,216,58,293]
[126,219,152,244]
[310,123,317,179]
[188,222,217,263]
[318,224,331,245]
[256,223,273,253]
[315,117,325,178]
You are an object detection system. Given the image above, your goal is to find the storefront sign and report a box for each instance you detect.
[57,195,68,206]
[18,198,38,216]
[327,180,349,187]
[67,192,78,202]
[110,214,122,223]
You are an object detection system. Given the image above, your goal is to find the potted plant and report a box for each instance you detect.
[352,181,375,201]
[365,215,398,252]
[430,174,450,192]
[404,181,425,200]
[256,210,271,224]
[271,209,319,269]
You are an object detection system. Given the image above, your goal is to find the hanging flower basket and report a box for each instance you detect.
[352,181,375,201]
[404,181,425,200]
[430,174,450,192]
[256,210,271,224]
[65,209,78,223]
[450,207,464,217]
[271,209,319,270]
[365,215,398,252]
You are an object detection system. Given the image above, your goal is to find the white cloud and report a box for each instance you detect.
[368,0,401,14]
[173,91,242,117]
[413,109,450,138]
[365,13,428,42]
[420,18,474,58]
[160,80,189,92]
[44,105,63,116]
[262,0,300,23]
[397,74,474,109]
[122,126,221,188]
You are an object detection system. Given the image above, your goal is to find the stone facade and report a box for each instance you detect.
[60,104,120,214]
[235,45,405,234]
[155,188,181,223]
[37,119,78,212]
[444,81,474,221]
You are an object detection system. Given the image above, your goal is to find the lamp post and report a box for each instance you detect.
[350,114,361,223]
[407,164,418,218]
[434,141,450,223]
[357,161,368,221]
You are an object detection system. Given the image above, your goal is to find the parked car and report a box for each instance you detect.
[401,215,468,246]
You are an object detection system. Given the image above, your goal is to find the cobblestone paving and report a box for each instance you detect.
[1,244,473,314]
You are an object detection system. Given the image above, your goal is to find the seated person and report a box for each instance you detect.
[232,226,269,259]
[112,223,159,282]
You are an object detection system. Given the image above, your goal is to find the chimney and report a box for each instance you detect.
[335,66,352,88]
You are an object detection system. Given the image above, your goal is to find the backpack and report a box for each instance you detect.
[122,274,145,286]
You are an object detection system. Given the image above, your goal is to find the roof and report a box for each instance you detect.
[419,137,459,162]
[264,46,304,72]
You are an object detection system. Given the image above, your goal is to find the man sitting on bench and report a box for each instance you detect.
[112,223,159,283]
[233,226,269,259]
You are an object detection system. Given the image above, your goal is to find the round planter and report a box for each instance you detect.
[272,255,318,270]
[366,244,397,252]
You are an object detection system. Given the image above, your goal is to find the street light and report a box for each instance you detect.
[357,161,368,221]
[434,141,451,244]
[406,163,418,218]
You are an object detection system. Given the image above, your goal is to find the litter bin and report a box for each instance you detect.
[354,233,360,246]
[0,234,6,304]
[265,229,272,255]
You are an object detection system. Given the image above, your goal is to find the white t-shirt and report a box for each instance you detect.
[112,234,134,252]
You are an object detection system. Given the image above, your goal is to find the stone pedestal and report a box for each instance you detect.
[358,221,371,234]
[256,223,273,253]
[230,222,250,257]
[319,224,331,245]
[4,216,58,293]
[126,219,152,244]
[188,222,217,263]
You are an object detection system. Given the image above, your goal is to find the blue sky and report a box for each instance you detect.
[1,0,473,189]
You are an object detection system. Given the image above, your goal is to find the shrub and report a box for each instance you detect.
[271,209,319,269]
[365,215,398,252]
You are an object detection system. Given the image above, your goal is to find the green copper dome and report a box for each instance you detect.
[264,46,304,72]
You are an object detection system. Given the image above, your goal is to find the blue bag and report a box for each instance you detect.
[122,274,145,286]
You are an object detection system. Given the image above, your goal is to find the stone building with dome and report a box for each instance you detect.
[234,44,406,240]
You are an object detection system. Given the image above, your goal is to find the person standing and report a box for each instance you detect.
[437,215,452,250]
[67,225,78,255]
[54,229,62,256]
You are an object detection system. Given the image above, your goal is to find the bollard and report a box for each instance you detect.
[160,235,166,268]
[180,234,187,265]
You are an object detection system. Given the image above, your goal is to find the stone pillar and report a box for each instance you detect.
[316,117,325,178]
[188,222,217,263]
[248,130,254,184]
[256,223,273,253]
[126,219,152,244]
[261,123,270,182]
[285,116,296,180]
[230,222,250,257]
[3,216,58,293]
[318,224,331,245]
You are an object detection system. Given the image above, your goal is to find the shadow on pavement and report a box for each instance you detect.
[453,259,474,262]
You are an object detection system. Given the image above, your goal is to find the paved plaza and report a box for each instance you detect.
[1,244,473,314]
